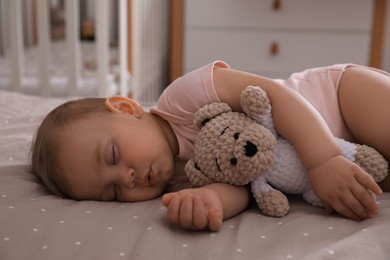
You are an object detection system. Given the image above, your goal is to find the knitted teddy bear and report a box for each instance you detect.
[185,85,388,217]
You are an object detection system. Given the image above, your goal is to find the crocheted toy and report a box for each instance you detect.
[185,85,388,217]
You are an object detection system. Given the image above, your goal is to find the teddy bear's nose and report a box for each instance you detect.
[245,141,258,157]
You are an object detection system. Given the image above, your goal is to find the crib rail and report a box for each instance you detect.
[5,0,128,97]
[131,0,170,105]
[9,0,23,93]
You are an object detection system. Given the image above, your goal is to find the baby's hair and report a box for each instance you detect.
[31,97,108,198]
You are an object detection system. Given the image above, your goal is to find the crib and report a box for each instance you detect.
[0,0,170,103]
[0,0,126,97]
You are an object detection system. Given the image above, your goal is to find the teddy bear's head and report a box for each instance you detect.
[185,102,276,187]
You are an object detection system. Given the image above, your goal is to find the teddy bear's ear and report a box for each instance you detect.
[241,85,270,117]
[193,102,232,129]
[241,85,278,137]
[185,159,214,187]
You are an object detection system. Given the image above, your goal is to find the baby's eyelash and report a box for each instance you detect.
[112,145,116,165]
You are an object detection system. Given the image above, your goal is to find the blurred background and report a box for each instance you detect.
[0,0,389,102]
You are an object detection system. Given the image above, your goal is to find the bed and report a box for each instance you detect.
[1,1,390,259]
[1,88,390,260]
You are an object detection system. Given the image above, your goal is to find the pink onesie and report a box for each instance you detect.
[150,61,386,191]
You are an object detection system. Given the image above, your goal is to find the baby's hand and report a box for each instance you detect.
[162,188,223,231]
[308,155,383,221]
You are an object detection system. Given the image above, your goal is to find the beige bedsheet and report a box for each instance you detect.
[1,89,389,260]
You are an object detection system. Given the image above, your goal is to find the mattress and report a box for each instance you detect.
[0,89,389,260]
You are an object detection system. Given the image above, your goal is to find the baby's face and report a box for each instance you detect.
[58,112,174,202]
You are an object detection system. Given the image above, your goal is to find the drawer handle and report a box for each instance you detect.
[272,0,281,11]
[270,41,279,56]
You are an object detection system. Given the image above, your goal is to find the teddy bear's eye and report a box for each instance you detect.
[230,158,237,165]
[233,132,240,140]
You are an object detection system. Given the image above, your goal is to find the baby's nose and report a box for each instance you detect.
[126,168,136,188]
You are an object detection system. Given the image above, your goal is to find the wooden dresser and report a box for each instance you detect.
[170,0,387,80]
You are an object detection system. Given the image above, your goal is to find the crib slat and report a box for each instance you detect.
[96,1,109,97]
[65,0,81,96]
[9,0,24,92]
[0,1,7,54]
[36,0,51,96]
[131,0,140,101]
[25,0,34,47]
[118,0,128,97]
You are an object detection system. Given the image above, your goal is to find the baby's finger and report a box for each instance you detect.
[179,194,195,229]
[207,208,222,232]
[330,198,362,221]
[341,191,371,219]
[166,195,181,225]
[161,193,175,206]
[192,196,208,230]
[350,185,379,217]
[356,171,383,195]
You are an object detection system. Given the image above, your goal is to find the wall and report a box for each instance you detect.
[383,1,390,71]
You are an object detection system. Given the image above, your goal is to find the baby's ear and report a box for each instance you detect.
[104,96,144,118]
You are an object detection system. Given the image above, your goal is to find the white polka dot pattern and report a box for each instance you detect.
[2,187,386,260]
[1,90,390,259]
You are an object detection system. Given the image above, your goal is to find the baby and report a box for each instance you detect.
[31,61,390,231]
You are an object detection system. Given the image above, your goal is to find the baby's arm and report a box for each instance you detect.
[162,184,249,231]
[213,68,382,220]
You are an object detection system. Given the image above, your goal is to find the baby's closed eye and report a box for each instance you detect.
[109,144,120,165]
[112,145,117,165]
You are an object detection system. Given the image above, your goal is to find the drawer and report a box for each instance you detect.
[185,0,374,31]
[184,30,371,78]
